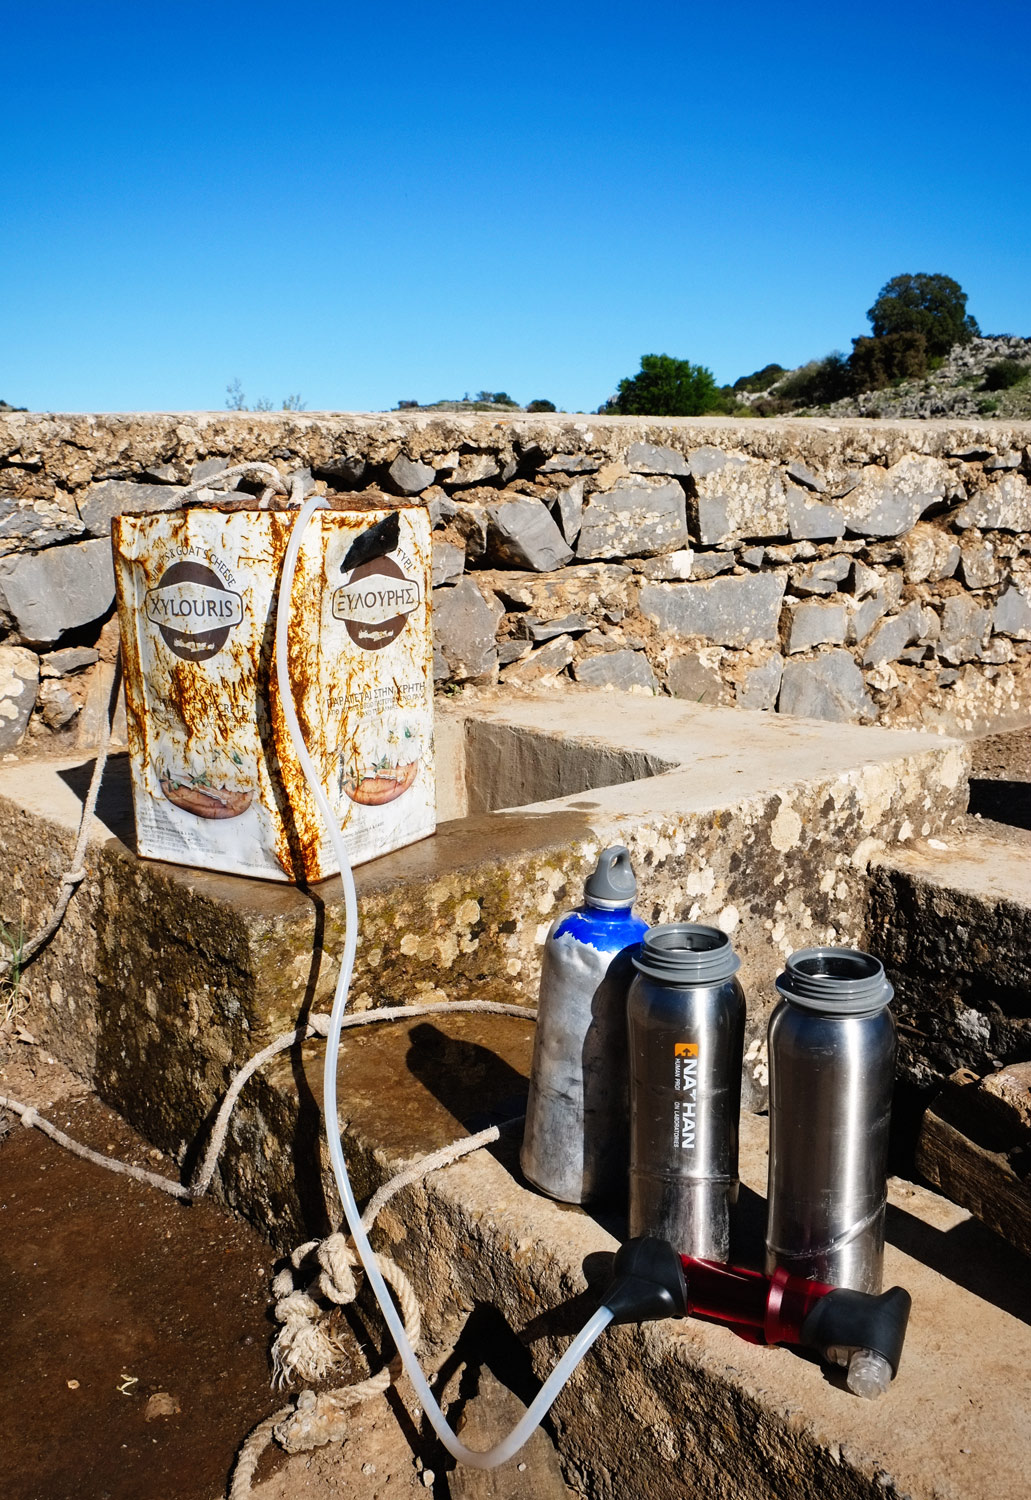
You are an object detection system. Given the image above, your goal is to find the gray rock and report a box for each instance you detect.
[549,479,584,544]
[486,498,574,572]
[518,613,590,642]
[946,447,991,461]
[451,503,491,562]
[863,602,925,666]
[40,646,99,678]
[785,483,845,541]
[850,560,882,599]
[959,539,1001,589]
[785,599,849,654]
[37,679,79,729]
[316,454,366,488]
[985,451,1022,471]
[937,668,960,686]
[740,547,765,568]
[386,455,436,496]
[667,651,730,705]
[639,549,696,581]
[690,460,787,545]
[954,473,1031,531]
[573,649,657,692]
[627,442,690,477]
[286,466,318,499]
[736,653,783,711]
[432,577,501,681]
[426,489,457,528]
[765,541,817,564]
[482,563,632,619]
[577,480,688,560]
[0,645,39,750]
[687,445,739,479]
[191,457,229,485]
[938,596,991,663]
[790,555,851,596]
[539,453,599,474]
[993,585,1031,639]
[501,634,575,684]
[140,462,183,485]
[497,639,532,667]
[450,454,500,488]
[779,650,875,723]
[639,572,786,647]
[431,539,465,588]
[0,539,115,647]
[982,638,1016,664]
[898,523,960,583]
[79,480,188,537]
[0,497,85,547]
[785,460,826,494]
[689,551,735,580]
[840,455,949,537]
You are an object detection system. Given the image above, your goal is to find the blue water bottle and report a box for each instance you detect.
[521,846,648,1204]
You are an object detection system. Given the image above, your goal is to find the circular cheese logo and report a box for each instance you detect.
[144,560,244,662]
[331,556,422,651]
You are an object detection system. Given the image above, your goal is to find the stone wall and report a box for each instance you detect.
[3,410,1031,755]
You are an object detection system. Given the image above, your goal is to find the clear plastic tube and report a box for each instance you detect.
[274,496,612,1468]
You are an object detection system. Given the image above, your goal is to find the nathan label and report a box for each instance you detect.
[145,559,244,662]
[332,555,422,651]
[673,1042,699,1151]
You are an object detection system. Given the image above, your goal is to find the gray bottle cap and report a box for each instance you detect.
[776,947,893,1017]
[584,845,637,909]
[632,923,741,984]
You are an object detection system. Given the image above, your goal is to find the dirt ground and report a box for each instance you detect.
[0,1035,564,1500]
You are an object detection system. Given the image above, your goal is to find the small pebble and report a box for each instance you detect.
[362,1462,376,1476]
[66,1380,80,1390]
[517,1462,527,1472]
[421,1471,434,1488]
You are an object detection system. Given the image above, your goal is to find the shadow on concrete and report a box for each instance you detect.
[885,1200,1031,1325]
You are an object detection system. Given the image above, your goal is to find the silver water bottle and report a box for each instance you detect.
[628,924,746,1260]
[521,846,648,1204]
[765,947,896,1295]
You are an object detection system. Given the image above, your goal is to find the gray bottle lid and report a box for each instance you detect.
[776,946,893,1016]
[632,922,741,983]
[584,845,637,909]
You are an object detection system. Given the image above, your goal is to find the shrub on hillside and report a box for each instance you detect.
[867,273,979,358]
[732,363,786,393]
[526,398,557,412]
[776,353,854,407]
[982,359,1030,392]
[849,331,929,392]
[605,354,729,416]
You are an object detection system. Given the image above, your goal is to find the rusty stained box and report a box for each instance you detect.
[112,502,435,882]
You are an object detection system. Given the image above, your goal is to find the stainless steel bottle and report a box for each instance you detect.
[521,846,648,1204]
[627,924,746,1260]
[765,947,896,1295]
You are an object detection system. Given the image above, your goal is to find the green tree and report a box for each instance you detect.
[849,332,928,392]
[526,398,557,412]
[606,354,726,416]
[866,273,979,358]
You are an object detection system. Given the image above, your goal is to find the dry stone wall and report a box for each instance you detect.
[3,410,1031,755]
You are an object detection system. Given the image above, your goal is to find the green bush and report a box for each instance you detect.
[606,354,728,416]
[982,359,1030,392]
[526,398,557,412]
[776,353,854,407]
[849,331,929,392]
[732,363,786,392]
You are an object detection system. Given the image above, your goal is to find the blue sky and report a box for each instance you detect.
[2,0,1029,414]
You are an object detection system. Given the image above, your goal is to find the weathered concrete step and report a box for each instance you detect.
[237,1010,1030,1500]
[870,833,1031,1092]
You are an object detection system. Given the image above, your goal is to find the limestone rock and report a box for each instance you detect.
[938,595,991,664]
[627,442,690,476]
[577,479,688,560]
[954,472,1031,531]
[785,460,826,493]
[481,563,632,620]
[450,454,501,488]
[736,653,783,711]
[689,551,735,580]
[779,650,875,723]
[0,538,115,647]
[500,633,574,684]
[79,479,190,538]
[549,479,584,544]
[846,574,903,644]
[450,502,491,562]
[0,496,85,549]
[426,489,457,528]
[984,451,1023,471]
[37,679,79,729]
[0,644,39,749]
[316,454,366,488]
[639,573,786,648]
[899,522,960,583]
[959,538,1001,590]
[666,650,731,705]
[539,453,598,473]
[386,455,436,496]
[687,445,736,478]
[517,613,590,642]
[863,602,927,666]
[573,649,657,692]
[190,458,229,485]
[784,599,849,654]
[785,483,845,541]
[485,498,573,572]
[140,462,183,484]
[993,585,1031,639]
[432,577,502,680]
[689,459,787,545]
[790,555,851,596]
[639,549,695,581]
[40,646,99,677]
[839,455,949,537]
[432,539,465,588]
